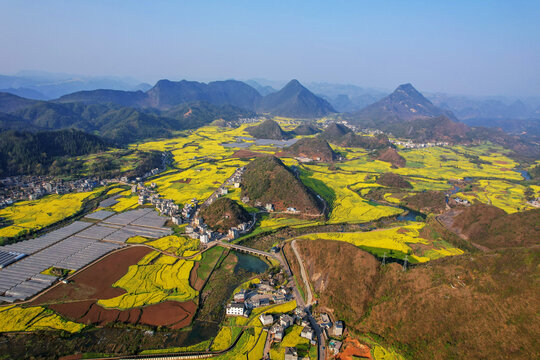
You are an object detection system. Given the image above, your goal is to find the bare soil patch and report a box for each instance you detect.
[231,149,268,158]
[336,337,373,360]
[190,261,205,291]
[33,246,152,304]
[173,178,191,183]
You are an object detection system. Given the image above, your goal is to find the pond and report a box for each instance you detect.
[517,169,531,180]
[233,251,269,274]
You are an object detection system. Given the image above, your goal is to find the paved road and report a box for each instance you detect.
[291,240,313,305]
[290,240,325,360]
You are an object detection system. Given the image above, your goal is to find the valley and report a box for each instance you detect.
[0,84,539,360]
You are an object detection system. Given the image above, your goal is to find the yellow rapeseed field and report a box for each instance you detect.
[0,305,85,333]
[0,190,100,239]
[98,252,197,309]
[145,235,199,256]
[297,223,463,263]
[455,180,537,213]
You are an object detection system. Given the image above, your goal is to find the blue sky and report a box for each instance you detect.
[1,0,539,96]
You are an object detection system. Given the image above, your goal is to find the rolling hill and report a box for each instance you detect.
[282,137,338,162]
[320,122,392,150]
[241,156,323,214]
[291,123,321,135]
[200,198,251,233]
[246,119,292,140]
[0,97,254,144]
[290,239,539,360]
[0,129,112,177]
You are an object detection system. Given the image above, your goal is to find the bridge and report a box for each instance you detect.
[217,241,275,259]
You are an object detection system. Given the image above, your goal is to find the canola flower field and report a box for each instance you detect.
[296,222,464,263]
[0,189,102,239]
[142,235,199,256]
[98,251,198,309]
[0,305,85,333]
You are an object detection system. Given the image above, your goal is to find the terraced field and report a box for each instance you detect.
[0,305,85,333]
[98,251,198,309]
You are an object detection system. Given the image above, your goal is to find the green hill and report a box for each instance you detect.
[0,129,112,177]
[283,137,338,162]
[200,197,251,233]
[319,122,352,141]
[320,122,392,150]
[246,119,292,140]
[292,123,321,135]
[241,156,323,214]
[0,99,253,144]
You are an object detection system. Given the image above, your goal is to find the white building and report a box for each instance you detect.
[226,302,245,316]
[331,321,344,337]
[171,216,183,225]
[301,326,314,340]
[280,314,294,328]
[259,314,274,326]
[200,234,209,244]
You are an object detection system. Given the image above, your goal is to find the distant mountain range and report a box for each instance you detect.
[0,92,254,143]
[0,71,147,100]
[0,77,335,143]
[1,75,539,155]
[57,78,336,118]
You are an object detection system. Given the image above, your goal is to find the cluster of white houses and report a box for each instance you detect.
[226,280,292,317]
[0,176,104,208]
[391,139,450,148]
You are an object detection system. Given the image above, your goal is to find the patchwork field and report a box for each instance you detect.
[97,251,198,309]
[31,246,198,329]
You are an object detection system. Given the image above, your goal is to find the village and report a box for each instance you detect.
[0,151,172,210]
[225,271,346,359]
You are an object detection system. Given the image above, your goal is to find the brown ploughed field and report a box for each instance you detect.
[32,246,197,328]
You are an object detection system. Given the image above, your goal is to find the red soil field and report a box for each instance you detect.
[32,246,197,328]
[336,337,373,360]
[189,261,205,291]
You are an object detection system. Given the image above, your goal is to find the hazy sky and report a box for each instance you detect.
[1,0,539,96]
